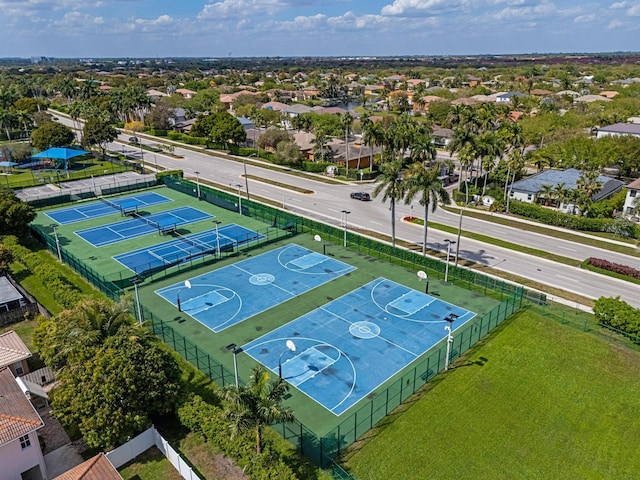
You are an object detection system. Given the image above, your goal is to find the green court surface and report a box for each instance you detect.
[33,186,501,437]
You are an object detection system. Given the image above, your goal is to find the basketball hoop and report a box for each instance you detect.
[417,270,427,281]
[314,234,322,242]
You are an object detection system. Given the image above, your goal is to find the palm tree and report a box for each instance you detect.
[223,365,295,455]
[15,110,33,138]
[0,109,16,141]
[552,183,570,211]
[538,184,555,206]
[341,112,353,175]
[403,162,451,255]
[373,160,405,248]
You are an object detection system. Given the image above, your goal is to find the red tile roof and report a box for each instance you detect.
[54,453,122,480]
[0,368,43,446]
[0,331,32,368]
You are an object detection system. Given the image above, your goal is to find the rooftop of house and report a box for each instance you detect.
[0,276,23,305]
[53,453,122,480]
[0,367,43,447]
[511,168,624,198]
[0,331,32,368]
[598,122,640,135]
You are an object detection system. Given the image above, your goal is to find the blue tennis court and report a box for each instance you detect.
[76,206,212,247]
[243,277,476,415]
[155,244,356,332]
[45,192,171,224]
[113,224,265,274]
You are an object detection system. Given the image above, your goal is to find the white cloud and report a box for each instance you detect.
[198,0,285,20]
[607,19,623,28]
[574,13,596,22]
[492,1,557,21]
[627,2,640,15]
[381,0,468,16]
[610,1,628,7]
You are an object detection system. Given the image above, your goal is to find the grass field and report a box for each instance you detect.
[341,305,640,479]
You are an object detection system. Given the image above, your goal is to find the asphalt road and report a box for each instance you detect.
[54,114,640,307]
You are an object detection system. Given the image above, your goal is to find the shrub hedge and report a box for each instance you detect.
[587,258,640,280]
[508,200,640,238]
[593,296,640,338]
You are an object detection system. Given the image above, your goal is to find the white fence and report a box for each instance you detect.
[106,426,202,480]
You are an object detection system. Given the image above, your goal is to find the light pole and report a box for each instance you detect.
[225,343,242,388]
[50,224,62,262]
[214,220,221,258]
[176,280,192,312]
[444,313,458,370]
[278,340,297,380]
[132,277,143,324]
[194,171,201,200]
[444,239,456,283]
[341,210,350,247]
[243,155,252,200]
[454,202,472,267]
[235,183,243,215]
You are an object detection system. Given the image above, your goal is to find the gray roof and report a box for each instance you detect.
[0,276,22,304]
[598,123,640,135]
[511,168,624,199]
[284,104,314,115]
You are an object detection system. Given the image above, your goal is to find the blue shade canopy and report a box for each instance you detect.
[32,147,89,160]
[0,161,18,167]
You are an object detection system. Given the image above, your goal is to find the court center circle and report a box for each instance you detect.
[349,321,380,339]
[249,273,275,285]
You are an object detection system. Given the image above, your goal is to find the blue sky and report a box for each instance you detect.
[3,0,640,58]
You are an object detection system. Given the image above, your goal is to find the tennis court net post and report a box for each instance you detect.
[171,230,217,255]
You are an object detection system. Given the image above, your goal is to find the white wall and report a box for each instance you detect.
[0,431,46,480]
[510,190,534,203]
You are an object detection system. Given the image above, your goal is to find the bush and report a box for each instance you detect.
[167,131,184,141]
[156,170,183,180]
[508,200,640,238]
[302,161,332,173]
[593,297,640,338]
[587,258,640,280]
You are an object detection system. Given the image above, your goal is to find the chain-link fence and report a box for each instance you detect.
[33,176,532,478]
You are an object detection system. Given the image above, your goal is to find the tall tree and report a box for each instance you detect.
[31,121,75,150]
[82,116,117,159]
[373,160,405,248]
[223,365,295,455]
[0,191,36,239]
[403,162,450,255]
[341,112,353,174]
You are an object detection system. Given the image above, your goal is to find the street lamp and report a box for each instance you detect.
[50,224,62,262]
[278,340,297,380]
[243,156,252,200]
[132,277,143,324]
[443,239,456,283]
[454,201,473,267]
[176,280,192,312]
[225,343,242,388]
[444,314,459,371]
[214,220,222,258]
[194,171,201,200]
[341,210,351,247]
[235,183,243,215]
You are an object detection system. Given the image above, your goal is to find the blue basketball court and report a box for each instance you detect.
[155,244,356,332]
[242,277,476,415]
[75,206,212,247]
[45,192,171,224]
[113,224,265,274]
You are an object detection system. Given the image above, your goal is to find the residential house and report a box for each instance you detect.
[262,101,289,112]
[598,91,619,99]
[495,92,528,104]
[0,330,31,377]
[219,90,260,111]
[574,94,611,103]
[301,85,320,100]
[596,122,640,139]
[0,367,46,480]
[53,453,122,480]
[146,89,168,102]
[622,178,640,220]
[432,127,454,147]
[508,168,624,213]
[175,88,196,99]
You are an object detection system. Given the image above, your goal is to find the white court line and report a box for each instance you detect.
[231,264,297,297]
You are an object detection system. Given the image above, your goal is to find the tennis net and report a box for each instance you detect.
[99,197,122,213]
[172,230,216,255]
[131,211,160,231]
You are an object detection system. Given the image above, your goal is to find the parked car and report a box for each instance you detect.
[129,136,139,144]
[350,192,371,201]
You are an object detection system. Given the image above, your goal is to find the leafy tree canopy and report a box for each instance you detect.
[82,116,117,157]
[0,190,36,238]
[30,121,75,150]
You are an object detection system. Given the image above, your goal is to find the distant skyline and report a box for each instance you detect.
[4,1,640,59]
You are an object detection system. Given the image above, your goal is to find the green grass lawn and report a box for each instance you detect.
[118,447,182,480]
[341,306,640,480]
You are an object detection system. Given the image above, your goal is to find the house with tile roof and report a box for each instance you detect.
[596,122,640,139]
[0,367,46,480]
[509,168,624,213]
[0,330,32,377]
[53,453,122,480]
